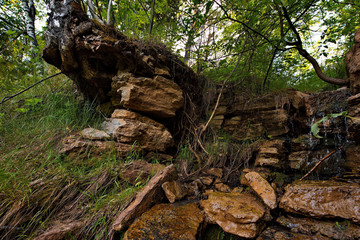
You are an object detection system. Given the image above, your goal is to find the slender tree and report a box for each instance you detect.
[22,0,38,47]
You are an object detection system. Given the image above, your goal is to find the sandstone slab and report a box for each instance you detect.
[279,180,360,222]
[80,127,110,140]
[60,135,135,155]
[112,74,184,118]
[103,110,174,151]
[112,164,177,231]
[245,172,277,209]
[201,192,266,238]
[123,202,204,240]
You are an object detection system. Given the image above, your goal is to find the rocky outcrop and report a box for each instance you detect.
[123,202,204,240]
[42,0,204,144]
[112,164,177,231]
[280,180,360,222]
[201,192,266,238]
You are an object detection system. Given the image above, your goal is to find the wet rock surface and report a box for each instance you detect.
[201,192,266,238]
[280,180,360,222]
[277,215,360,240]
[244,172,277,209]
[123,202,204,240]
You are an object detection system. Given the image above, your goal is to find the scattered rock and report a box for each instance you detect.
[280,180,360,222]
[277,215,360,240]
[214,182,231,192]
[120,160,165,185]
[162,181,187,203]
[244,172,277,209]
[112,74,184,118]
[123,202,204,240]
[112,164,177,231]
[103,110,174,151]
[80,127,110,140]
[199,176,214,186]
[201,192,266,238]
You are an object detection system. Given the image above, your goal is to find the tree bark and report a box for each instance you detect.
[22,0,38,47]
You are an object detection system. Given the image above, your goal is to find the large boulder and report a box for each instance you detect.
[279,180,360,222]
[200,192,266,238]
[123,203,204,240]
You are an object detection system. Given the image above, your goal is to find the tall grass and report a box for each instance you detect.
[0,81,143,239]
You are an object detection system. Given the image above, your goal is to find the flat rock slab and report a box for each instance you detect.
[200,192,266,238]
[112,74,184,118]
[60,135,135,155]
[245,172,277,209]
[112,164,177,232]
[103,109,174,151]
[80,127,110,140]
[123,202,204,240]
[280,180,360,222]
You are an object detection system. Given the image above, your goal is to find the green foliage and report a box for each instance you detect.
[311,111,348,138]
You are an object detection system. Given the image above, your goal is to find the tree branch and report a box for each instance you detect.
[281,4,348,85]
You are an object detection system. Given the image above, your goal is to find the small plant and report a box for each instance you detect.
[311,111,353,138]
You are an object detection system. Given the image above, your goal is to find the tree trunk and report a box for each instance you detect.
[22,0,38,47]
[149,0,156,35]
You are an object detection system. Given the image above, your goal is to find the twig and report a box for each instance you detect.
[0,72,63,105]
[300,146,343,181]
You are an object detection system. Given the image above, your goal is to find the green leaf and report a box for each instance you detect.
[311,111,348,138]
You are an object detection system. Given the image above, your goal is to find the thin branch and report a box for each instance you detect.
[0,72,63,105]
[300,146,343,180]
[281,3,349,85]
